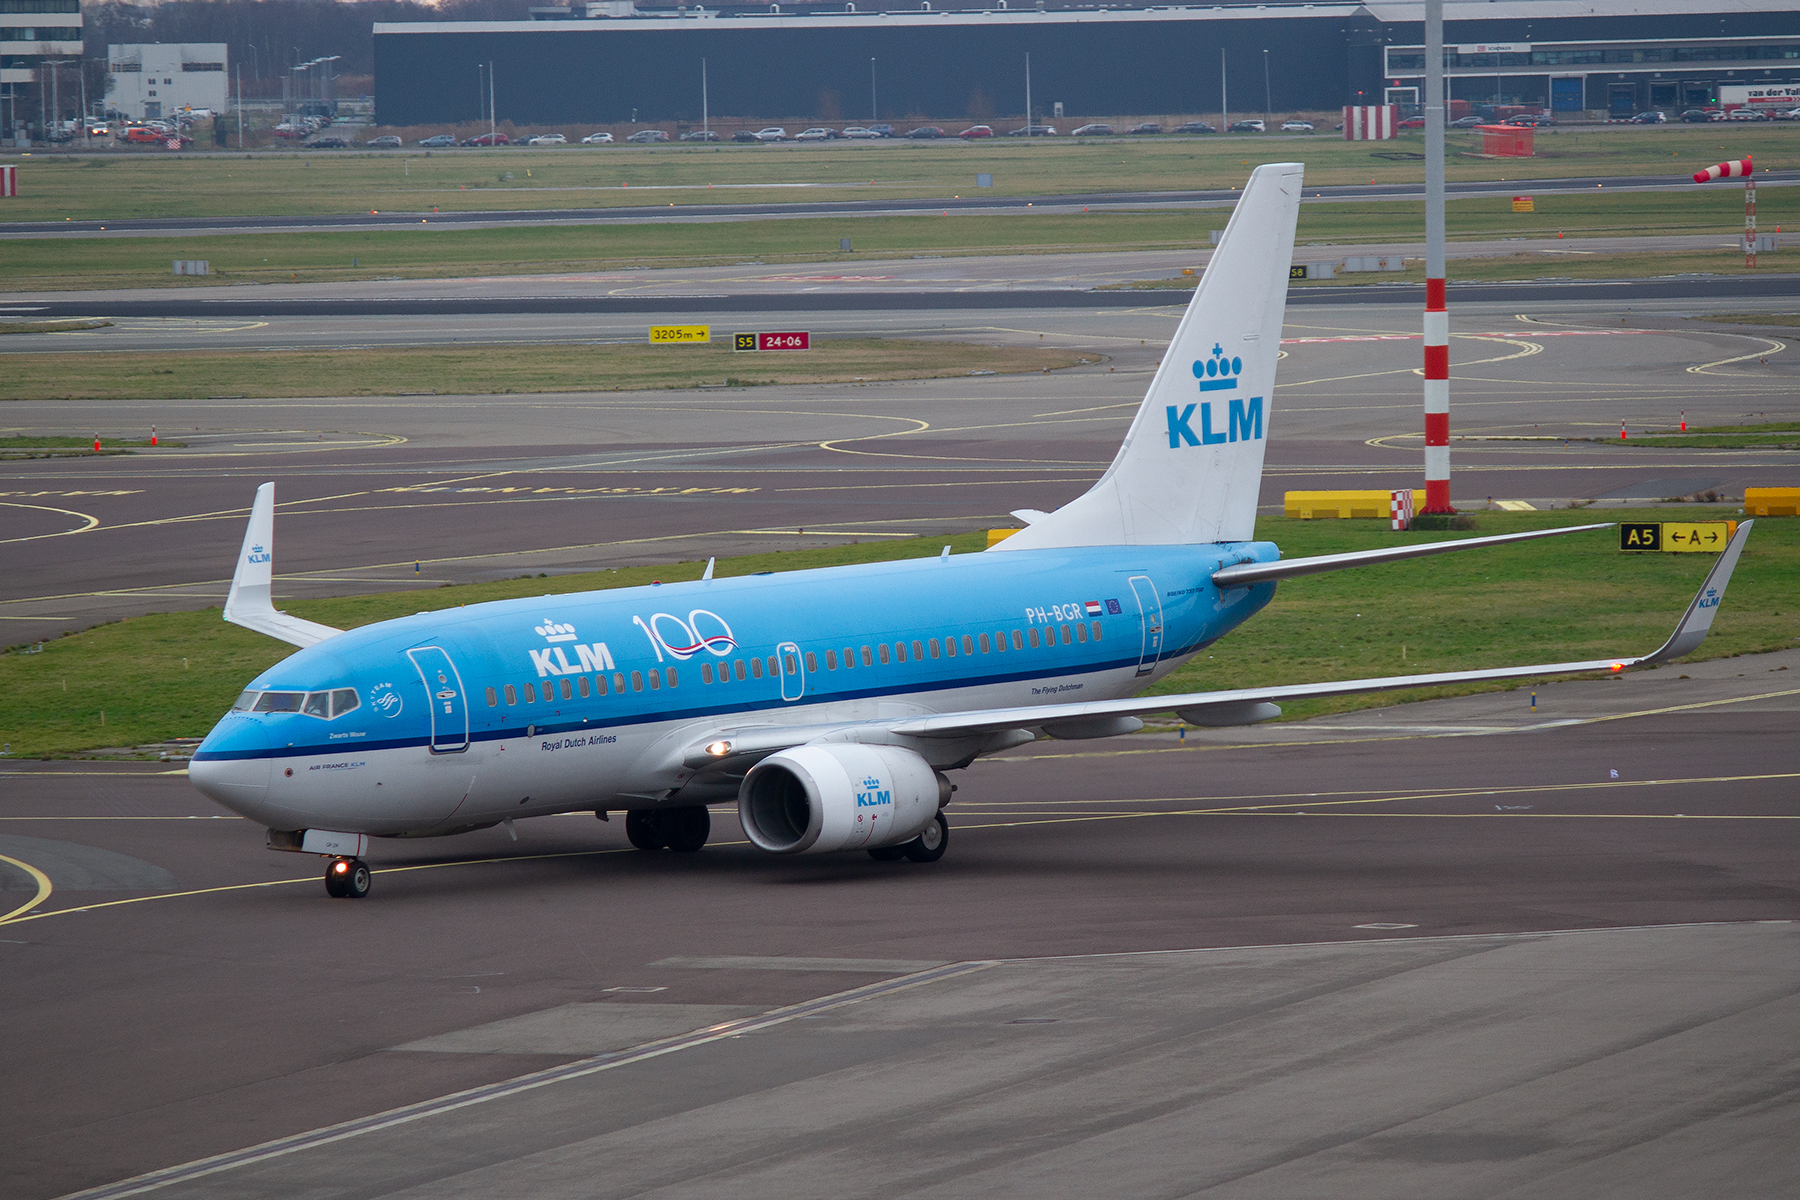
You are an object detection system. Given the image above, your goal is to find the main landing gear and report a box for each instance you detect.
[625,807,711,853]
[324,857,372,899]
[869,813,949,864]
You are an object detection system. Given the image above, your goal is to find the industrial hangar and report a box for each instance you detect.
[371,0,1800,127]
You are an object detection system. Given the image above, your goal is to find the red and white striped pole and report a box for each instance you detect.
[1421,0,1453,513]
[1693,155,1754,269]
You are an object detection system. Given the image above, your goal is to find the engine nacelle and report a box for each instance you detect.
[739,743,949,854]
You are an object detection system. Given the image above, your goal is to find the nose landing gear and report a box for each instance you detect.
[324,857,372,898]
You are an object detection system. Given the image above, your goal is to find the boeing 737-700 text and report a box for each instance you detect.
[188,162,1753,898]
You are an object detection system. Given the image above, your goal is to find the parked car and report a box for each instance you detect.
[366,134,404,148]
[84,121,112,137]
[958,124,994,139]
[1072,123,1114,136]
[905,126,946,139]
[1397,116,1426,130]
[731,130,761,142]
[1501,114,1555,127]
[1449,115,1485,128]
[123,126,186,145]
[306,136,351,149]
[1280,120,1315,132]
[626,129,670,143]
[580,131,614,144]
[794,127,836,141]
[1003,124,1057,137]
[1725,108,1771,122]
[1126,122,1162,135]
[460,133,510,146]
[1629,111,1667,124]
[1679,108,1722,123]
[1175,120,1216,134]
[526,133,567,145]
[679,129,720,141]
[868,124,896,137]
[417,133,458,147]
[751,126,788,141]
[1778,107,1800,121]
[1227,119,1265,133]
[840,126,881,139]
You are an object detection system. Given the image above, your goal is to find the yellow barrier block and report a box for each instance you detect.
[1284,490,1421,519]
[1745,487,1800,517]
[987,528,1019,547]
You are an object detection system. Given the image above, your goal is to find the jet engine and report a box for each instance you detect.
[739,743,950,854]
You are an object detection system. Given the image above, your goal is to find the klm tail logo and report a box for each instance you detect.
[1168,344,1262,448]
[1167,397,1263,448]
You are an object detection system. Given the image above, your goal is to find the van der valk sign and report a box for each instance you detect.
[1722,85,1800,108]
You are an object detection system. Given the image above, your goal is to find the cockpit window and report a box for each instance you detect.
[239,689,362,719]
[253,691,305,713]
[302,692,331,718]
[231,690,259,712]
[330,689,360,718]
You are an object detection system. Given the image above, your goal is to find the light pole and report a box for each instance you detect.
[701,57,708,135]
[477,62,486,129]
[870,57,876,122]
[1220,47,1227,131]
[1025,51,1032,129]
[43,59,68,141]
[488,60,495,143]
[1262,48,1271,126]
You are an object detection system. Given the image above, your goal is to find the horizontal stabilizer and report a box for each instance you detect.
[223,482,342,649]
[1212,522,1613,587]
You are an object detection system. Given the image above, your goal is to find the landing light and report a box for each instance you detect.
[705,740,733,757]
[332,861,349,873]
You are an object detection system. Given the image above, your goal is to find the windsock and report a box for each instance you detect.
[1694,155,1753,183]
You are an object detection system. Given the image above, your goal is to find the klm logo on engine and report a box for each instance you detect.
[856,776,892,808]
[1168,343,1263,448]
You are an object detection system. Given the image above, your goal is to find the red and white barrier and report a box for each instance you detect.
[1391,488,1415,531]
[1343,106,1397,141]
[1693,156,1752,183]
[0,165,16,198]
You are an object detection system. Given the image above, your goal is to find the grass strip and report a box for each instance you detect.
[3,189,1790,292]
[3,511,1795,759]
[0,126,1790,221]
[0,320,112,335]
[1110,248,1792,291]
[0,339,1095,401]
[1692,313,1800,329]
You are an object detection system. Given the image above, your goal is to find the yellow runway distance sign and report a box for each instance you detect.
[648,325,711,344]
[1620,521,1736,552]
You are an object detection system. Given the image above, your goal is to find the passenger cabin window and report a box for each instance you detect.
[505,684,518,705]
[522,682,535,703]
[1012,629,1025,650]
[578,676,591,698]
[912,640,924,661]
[595,674,608,695]
[766,656,778,677]
[861,646,873,667]
[667,667,678,687]
[804,651,817,672]
[485,687,498,708]
[631,670,644,691]
[1061,624,1073,645]
[1028,628,1041,649]
[979,633,991,653]
[559,679,573,700]
[253,692,304,713]
[702,663,714,684]
[751,657,763,679]
[785,652,798,674]
[1092,621,1103,641]
[541,681,554,703]
[826,649,838,670]
[879,644,891,665]
[1076,623,1087,642]
[613,672,627,693]
[649,669,660,690]
[929,639,940,659]
[962,635,975,656]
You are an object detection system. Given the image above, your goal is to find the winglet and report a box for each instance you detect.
[1642,519,1752,664]
[222,482,342,649]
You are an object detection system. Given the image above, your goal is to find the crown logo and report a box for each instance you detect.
[1194,343,1243,393]
[534,619,579,643]
[861,777,882,790]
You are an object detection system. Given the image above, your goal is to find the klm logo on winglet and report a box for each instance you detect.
[1698,587,1721,610]
[1167,344,1263,448]
[246,544,270,565]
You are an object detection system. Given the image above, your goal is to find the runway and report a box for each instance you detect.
[2,291,1795,632]
[3,170,1790,239]
[4,651,1797,1199]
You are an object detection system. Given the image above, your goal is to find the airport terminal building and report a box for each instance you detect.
[371,0,1800,127]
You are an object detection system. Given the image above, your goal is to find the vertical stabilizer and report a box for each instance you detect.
[993,162,1303,550]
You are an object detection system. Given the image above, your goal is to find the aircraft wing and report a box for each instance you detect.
[1210,522,1614,587]
[222,482,344,649]
[689,521,1751,763]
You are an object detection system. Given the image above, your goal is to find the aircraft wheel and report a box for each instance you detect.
[625,810,665,851]
[343,859,372,898]
[867,845,907,862]
[902,815,949,863]
[324,859,348,897]
[663,806,711,853]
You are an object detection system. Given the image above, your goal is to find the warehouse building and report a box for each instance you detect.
[105,43,230,122]
[371,0,1800,128]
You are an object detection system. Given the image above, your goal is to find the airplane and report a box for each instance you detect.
[189,162,1754,898]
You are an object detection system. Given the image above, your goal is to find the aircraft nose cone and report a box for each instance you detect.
[188,714,274,820]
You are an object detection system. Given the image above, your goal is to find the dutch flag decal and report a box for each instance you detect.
[1084,600,1103,616]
